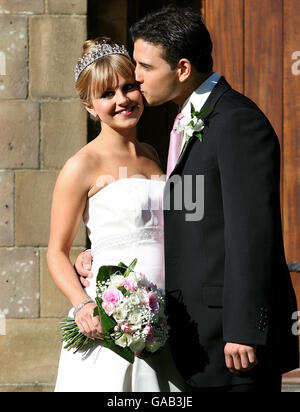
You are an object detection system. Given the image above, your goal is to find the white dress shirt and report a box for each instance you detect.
[179,72,221,152]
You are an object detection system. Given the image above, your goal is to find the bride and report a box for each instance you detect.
[47,37,187,392]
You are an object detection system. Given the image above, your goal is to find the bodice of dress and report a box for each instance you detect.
[83,178,166,258]
[55,178,187,394]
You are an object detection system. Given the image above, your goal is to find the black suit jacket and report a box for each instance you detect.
[163,77,299,388]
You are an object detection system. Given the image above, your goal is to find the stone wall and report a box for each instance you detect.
[0,0,87,392]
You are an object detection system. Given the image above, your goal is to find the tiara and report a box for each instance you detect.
[74,40,131,82]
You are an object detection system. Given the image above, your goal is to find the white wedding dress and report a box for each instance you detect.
[54,177,188,392]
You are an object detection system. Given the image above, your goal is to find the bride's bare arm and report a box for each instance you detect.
[47,155,102,339]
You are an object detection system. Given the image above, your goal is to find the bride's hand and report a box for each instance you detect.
[74,250,94,288]
[75,302,103,340]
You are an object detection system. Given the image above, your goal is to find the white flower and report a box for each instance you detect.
[115,334,130,348]
[176,117,190,132]
[130,337,146,353]
[128,293,140,306]
[128,310,142,325]
[109,274,125,288]
[184,117,205,140]
[136,288,149,304]
[128,323,142,332]
[176,104,206,142]
[193,117,205,131]
[113,305,128,323]
[185,125,195,139]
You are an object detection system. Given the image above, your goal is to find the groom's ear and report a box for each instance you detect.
[176,59,192,83]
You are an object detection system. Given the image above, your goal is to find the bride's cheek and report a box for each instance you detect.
[132,90,143,104]
[136,96,144,113]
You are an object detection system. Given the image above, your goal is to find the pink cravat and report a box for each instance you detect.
[166,113,184,177]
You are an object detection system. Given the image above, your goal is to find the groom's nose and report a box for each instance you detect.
[135,66,143,83]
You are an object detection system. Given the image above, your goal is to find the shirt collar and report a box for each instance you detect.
[181,72,221,119]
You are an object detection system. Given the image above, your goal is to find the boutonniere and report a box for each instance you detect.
[176,103,209,143]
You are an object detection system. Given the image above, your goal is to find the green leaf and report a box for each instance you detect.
[191,102,196,117]
[118,286,127,295]
[96,259,138,284]
[197,107,210,118]
[96,264,127,284]
[118,262,128,269]
[93,305,99,317]
[102,340,135,364]
[123,258,137,278]
[194,132,203,141]
[95,297,116,333]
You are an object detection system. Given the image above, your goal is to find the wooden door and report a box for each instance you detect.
[203,0,300,385]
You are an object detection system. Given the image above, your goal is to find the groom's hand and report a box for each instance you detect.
[74,249,93,287]
[224,342,258,375]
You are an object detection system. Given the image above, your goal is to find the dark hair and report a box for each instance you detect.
[130,5,213,74]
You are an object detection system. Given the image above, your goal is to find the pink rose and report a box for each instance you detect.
[123,277,137,292]
[103,287,123,307]
[120,322,135,334]
[102,301,115,316]
[148,291,160,314]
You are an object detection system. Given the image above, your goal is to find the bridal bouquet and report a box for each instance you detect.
[61,259,169,364]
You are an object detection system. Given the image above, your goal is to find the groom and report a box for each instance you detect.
[75,6,299,392]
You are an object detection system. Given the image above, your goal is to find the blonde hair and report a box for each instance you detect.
[75,37,136,106]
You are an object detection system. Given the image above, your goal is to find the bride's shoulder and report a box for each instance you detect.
[54,142,106,197]
[64,143,101,173]
[140,142,161,165]
[58,147,99,190]
[63,152,92,175]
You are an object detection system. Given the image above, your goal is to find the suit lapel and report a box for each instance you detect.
[168,77,232,179]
